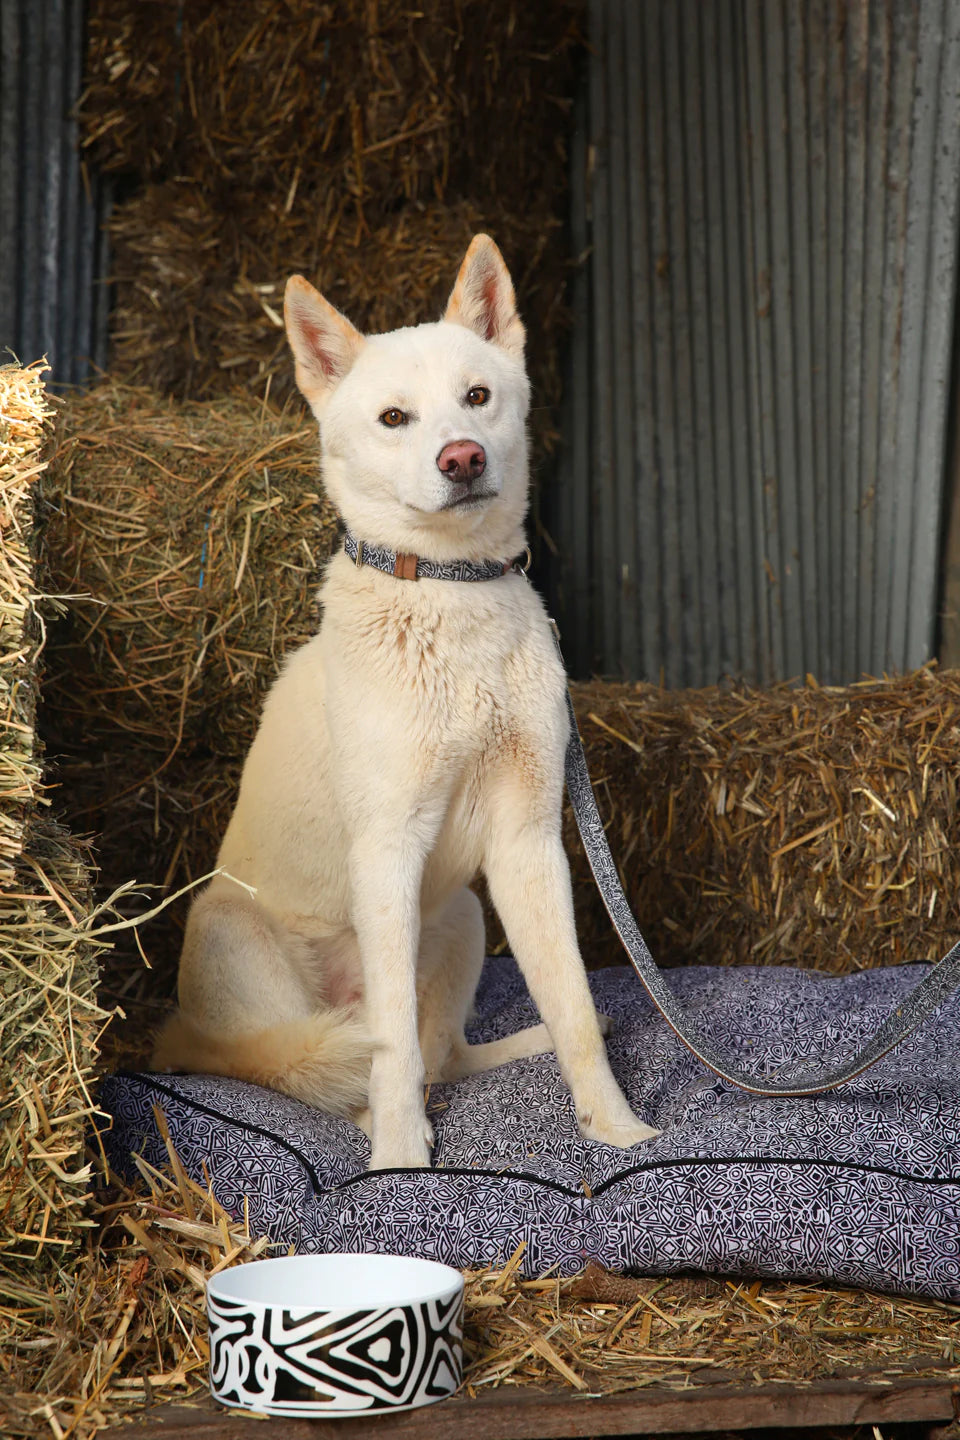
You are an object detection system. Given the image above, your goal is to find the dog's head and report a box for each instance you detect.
[284,236,531,563]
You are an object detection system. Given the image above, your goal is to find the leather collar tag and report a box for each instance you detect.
[392,551,419,581]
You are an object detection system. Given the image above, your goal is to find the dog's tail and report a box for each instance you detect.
[152,1008,371,1117]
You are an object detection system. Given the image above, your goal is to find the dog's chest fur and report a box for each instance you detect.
[326,558,560,734]
[321,557,568,885]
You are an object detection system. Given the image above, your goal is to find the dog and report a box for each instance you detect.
[154,235,659,1170]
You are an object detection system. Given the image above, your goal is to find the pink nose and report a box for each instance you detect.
[437,440,486,484]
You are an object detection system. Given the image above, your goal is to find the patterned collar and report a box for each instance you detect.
[343,530,529,582]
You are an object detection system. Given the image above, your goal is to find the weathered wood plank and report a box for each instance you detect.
[105,1373,959,1439]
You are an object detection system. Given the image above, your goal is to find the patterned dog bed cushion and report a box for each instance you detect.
[100,959,960,1299]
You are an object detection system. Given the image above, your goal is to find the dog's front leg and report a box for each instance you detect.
[349,831,434,1170]
[484,795,658,1148]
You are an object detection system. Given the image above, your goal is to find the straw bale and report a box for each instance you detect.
[36,379,339,1054]
[41,380,336,760]
[77,0,580,463]
[81,0,580,202]
[0,821,110,1269]
[103,190,568,449]
[563,672,960,974]
[0,363,107,1294]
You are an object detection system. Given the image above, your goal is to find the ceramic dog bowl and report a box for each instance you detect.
[207,1252,464,1416]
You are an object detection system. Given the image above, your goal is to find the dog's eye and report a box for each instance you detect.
[466,386,490,407]
[379,407,408,427]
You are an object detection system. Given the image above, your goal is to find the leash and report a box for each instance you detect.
[343,529,960,1094]
[562,667,960,1096]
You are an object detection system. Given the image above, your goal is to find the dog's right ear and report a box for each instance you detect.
[284,275,364,409]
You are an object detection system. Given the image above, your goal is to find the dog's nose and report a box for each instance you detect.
[437,440,486,484]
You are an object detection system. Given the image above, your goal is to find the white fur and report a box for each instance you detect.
[154,235,659,1168]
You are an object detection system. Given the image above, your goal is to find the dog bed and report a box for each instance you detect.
[100,959,960,1299]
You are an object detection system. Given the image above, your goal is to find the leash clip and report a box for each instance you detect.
[548,615,563,659]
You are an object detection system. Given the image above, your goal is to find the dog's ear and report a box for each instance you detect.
[284,275,364,408]
[444,235,525,358]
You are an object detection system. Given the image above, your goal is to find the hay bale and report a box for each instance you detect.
[565,673,960,974]
[0,363,108,1304]
[81,0,581,201]
[42,380,336,759]
[103,191,567,439]
[38,379,339,1054]
[77,0,580,461]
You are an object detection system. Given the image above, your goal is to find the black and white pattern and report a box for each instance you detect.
[343,531,514,582]
[101,959,960,1299]
[208,1289,462,1415]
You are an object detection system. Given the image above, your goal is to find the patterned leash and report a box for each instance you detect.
[562,681,960,1097]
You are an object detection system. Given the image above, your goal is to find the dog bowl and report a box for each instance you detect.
[207,1253,464,1417]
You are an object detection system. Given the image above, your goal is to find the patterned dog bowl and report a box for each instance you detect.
[207,1253,464,1416]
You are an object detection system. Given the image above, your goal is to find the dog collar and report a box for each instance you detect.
[343,530,529,582]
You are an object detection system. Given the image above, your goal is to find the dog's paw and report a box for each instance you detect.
[578,1112,660,1148]
[596,1012,613,1037]
[369,1137,432,1170]
[367,1112,434,1171]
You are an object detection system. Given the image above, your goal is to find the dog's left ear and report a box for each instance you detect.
[444,235,525,358]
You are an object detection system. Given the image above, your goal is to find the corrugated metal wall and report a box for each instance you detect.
[549,0,960,686]
[0,0,110,387]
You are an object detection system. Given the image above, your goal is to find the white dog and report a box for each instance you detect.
[154,235,658,1169]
